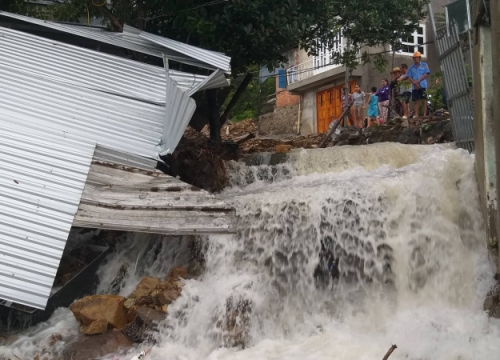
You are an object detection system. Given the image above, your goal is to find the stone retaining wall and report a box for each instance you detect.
[258,103,299,135]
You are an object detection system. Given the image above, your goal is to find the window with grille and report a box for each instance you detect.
[313,29,343,71]
[397,24,426,56]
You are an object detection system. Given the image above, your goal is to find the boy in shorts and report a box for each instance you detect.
[398,64,412,121]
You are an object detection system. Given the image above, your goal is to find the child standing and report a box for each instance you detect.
[367,87,379,126]
[375,79,390,123]
[352,85,365,128]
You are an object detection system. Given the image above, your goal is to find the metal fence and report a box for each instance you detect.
[434,24,475,152]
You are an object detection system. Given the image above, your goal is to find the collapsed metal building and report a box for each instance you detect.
[0,11,236,312]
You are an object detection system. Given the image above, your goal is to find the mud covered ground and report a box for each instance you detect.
[161,116,453,193]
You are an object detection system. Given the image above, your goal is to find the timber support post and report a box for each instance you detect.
[219,73,254,131]
[319,100,353,148]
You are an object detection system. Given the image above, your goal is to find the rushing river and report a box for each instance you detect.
[3,143,500,360]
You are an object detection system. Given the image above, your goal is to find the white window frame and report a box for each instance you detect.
[395,24,427,57]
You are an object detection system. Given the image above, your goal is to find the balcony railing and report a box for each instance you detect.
[286,58,344,86]
[286,59,314,85]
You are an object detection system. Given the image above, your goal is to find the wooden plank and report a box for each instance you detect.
[80,190,233,209]
[75,163,237,234]
[74,205,236,235]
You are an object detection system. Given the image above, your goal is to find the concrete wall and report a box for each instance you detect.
[473,16,497,248]
[301,90,316,135]
[492,0,500,262]
[258,103,299,135]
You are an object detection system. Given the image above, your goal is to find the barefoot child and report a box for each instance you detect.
[367,87,378,127]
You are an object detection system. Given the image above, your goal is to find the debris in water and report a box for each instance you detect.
[382,344,397,360]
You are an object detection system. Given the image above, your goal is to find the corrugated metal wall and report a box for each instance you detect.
[0,126,95,309]
[0,65,165,158]
[160,61,197,155]
[0,26,226,102]
[0,11,231,71]
[435,25,475,152]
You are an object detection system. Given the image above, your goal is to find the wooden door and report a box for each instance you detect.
[317,89,334,133]
[316,81,357,133]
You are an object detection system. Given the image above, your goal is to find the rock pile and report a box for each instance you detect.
[69,267,188,339]
[52,267,189,360]
[332,117,453,147]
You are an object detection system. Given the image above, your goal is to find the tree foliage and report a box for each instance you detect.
[221,74,275,122]
[325,0,430,70]
[9,0,332,73]
[8,0,428,74]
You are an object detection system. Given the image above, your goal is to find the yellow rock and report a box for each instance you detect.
[82,319,108,336]
[131,276,161,299]
[70,295,128,330]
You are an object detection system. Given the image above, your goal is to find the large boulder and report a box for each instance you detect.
[134,306,166,329]
[81,319,108,336]
[152,267,187,300]
[131,276,161,299]
[70,295,128,330]
[121,306,166,343]
[157,289,181,305]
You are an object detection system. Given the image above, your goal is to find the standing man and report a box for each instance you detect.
[406,51,431,116]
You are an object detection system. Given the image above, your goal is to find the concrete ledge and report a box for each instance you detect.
[288,66,363,94]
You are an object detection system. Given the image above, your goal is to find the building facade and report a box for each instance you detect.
[269,0,450,135]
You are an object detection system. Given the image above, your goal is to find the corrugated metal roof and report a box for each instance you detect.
[160,60,197,155]
[0,11,165,57]
[0,125,95,309]
[170,69,229,94]
[131,26,231,72]
[0,11,231,71]
[121,25,224,71]
[0,26,229,159]
[0,64,165,158]
[0,26,227,102]
[93,145,158,171]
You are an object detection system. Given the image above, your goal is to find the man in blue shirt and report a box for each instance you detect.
[405,51,431,116]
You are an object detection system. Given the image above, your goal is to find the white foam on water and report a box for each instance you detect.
[3,143,500,360]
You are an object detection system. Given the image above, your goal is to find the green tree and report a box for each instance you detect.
[7,0,429,138]
[328,0,430,71]
[9,0,334,73]
[221,74,275,122]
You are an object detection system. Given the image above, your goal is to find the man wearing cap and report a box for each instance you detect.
[405,51,431,116]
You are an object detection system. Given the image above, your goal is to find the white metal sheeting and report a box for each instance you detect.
[0,26,229,159]
[0,11,165,58]
[160,61,197,155]
[0,11,231,71]
[0,26,227,102]
[0,65,165,158]
[121,25,227,71]
[140,31,231,73]
[93,145,158,171]
[0,126,95,309]
[0,26,165,104]
[127,26,231,73]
